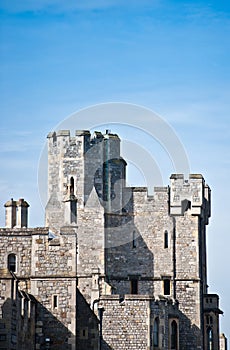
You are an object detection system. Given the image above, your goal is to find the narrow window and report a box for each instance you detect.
[70,177,74,195]
[80,328,88,339]
[53,295,58,309]
[130,279,138,294]
[70,200,77,223]
[164,230,168,248]
[163,279,170,295]
[132,230,137,248]
[206,315,213,325]
[28,300,31,319]
[8,254,16,272]
[207,327,213,350]
[171,320,178,350]
[153,317,159,347]
[21,297,25,317]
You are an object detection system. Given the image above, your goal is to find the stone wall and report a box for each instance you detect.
[0,270,36,350]
[103,175,211,349]
[0,226,77,350]
[99,294,180,350]
[1,129,224,350]
[100,295,150,350]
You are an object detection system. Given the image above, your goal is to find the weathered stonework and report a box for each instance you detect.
[0,129,226,350]
[0,227,77,349]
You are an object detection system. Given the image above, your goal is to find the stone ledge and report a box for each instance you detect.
[154,186,168,192]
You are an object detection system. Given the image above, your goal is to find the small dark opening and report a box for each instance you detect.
[53,295,58,308]
[164,230,168,248]
[8,254,16,272]
[130,279,138,294]
[171,320,178,350]
[70,201,77,223]
[181,199,191,214]
[132,231,137,248]
[164,279,170,295]
[206,315,213,325]
[153,317,159,347]
[70,177,74,195]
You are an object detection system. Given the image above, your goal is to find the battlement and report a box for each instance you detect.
[47,129,120,147]
[203,294,223,313]
[169,174,211,221]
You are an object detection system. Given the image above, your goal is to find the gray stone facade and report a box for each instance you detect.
[0,227,77,349]
[0,129,226,349]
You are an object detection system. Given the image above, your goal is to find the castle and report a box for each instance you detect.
[0,129,227,350]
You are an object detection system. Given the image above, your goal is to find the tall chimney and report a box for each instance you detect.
[4,198,30,228]
[16,198,29,228]
[4,198,17,228]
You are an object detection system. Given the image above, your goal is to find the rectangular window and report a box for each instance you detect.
[70,201,77,223]
[21,298,25,317]
[132,231,137,248]
[53,295,58,309]
[163,279,171,295]
[80,328,88,339]
[28,300,31,318]
[130,279,138,294]
[0,334,6,341]
[164,230,168,248]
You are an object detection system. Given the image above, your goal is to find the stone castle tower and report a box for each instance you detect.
[0,129,226,350]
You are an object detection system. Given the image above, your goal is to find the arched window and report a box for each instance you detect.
[207,327,213,350]
[153,317,159,348]
[69,177,77,223]
[164,230,168,248]
[171,320,178,350]
[8,254,16,272]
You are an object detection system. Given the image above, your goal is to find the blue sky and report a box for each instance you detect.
[0,0,229,339]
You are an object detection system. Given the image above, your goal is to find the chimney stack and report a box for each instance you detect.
[4,198,29,228]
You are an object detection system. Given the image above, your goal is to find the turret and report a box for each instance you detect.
[169,174,211,223]
[45,129,127,232]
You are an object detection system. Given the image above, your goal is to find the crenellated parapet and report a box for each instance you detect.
[47,129,121,158]
[46,129,126,231]
[169,174,211,223]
